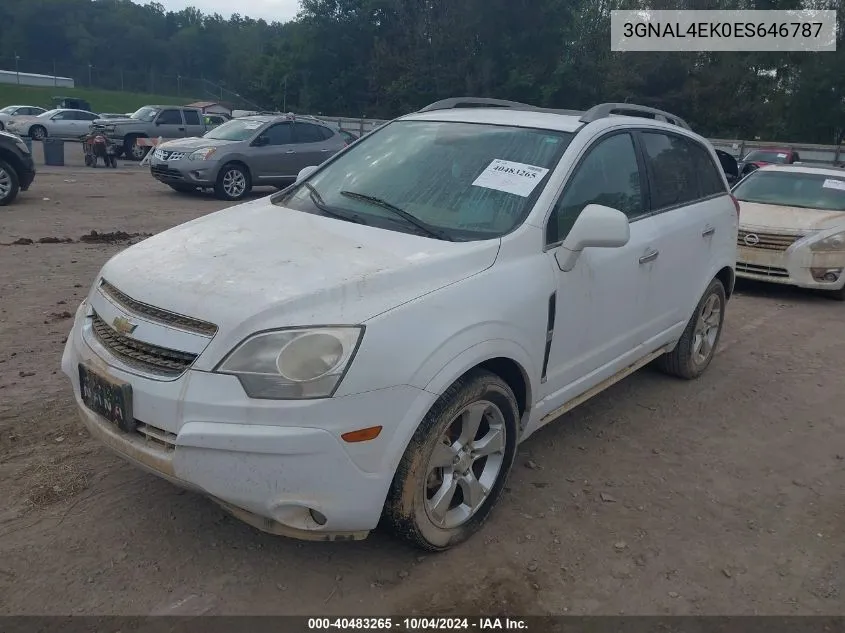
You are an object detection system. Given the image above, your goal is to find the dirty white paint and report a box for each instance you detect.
[62,110,738,543]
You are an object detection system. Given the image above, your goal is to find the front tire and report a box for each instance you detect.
[168,184,197,194]
[384,369,519,551]
[825,286,845,302]
[124,136,149,161]
[0,160,21,206]
[30,126,46,141]
[657,278,726,379]
[214,163,251,201]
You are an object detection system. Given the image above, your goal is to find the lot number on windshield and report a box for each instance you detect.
[472,159,550,198]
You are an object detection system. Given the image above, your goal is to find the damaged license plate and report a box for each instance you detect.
[78,364,135,433]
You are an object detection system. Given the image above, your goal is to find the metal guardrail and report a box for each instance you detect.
[316,116,845,165]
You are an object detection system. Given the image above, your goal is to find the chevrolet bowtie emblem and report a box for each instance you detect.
[112,316,138,335]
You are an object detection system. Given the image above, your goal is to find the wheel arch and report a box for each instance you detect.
[0,148,25,179]
[422,341,535,431]
[716,265,735,299]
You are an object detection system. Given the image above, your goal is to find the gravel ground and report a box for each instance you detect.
[0,147,843,616]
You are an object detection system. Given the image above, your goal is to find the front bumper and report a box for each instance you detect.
[61,302,436,540]
[150,157,219,187]
[736,242,845,291]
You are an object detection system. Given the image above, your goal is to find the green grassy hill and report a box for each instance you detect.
[0,84,198,114]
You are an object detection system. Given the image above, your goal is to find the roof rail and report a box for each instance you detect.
[579,103,692,130]
[418,97,585,117]
[418,97,539,112]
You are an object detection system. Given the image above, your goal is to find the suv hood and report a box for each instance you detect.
[738,201,845,233]
[96,197,499,344]
[158,137,234,151]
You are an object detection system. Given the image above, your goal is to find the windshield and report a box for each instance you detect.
[733,170,845,211]
[131,107,160,122]
[204,118,267,141]
[273,120,573,241]
[0,106,17,115]
[38,109,60,118]
[743,150,790,164]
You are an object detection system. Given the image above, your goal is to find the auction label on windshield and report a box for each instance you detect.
[823,179,845,192]
[472,159,550,198]
[611,10,836,51]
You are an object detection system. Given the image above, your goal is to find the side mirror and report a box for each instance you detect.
[253,136,269,147]
[297,165,318,181]
[154,121,162,126]
[555,204,630,272]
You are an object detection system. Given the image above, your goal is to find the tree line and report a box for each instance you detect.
[1,0,843,143]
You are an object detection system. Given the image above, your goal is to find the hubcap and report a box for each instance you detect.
[0,167,10,199]
[131,144,145,159]
[223,169,246,198]
[692,293,722,365]
[423,400,507,530]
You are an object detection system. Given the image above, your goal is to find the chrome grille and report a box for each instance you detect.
[736,262,790,278]
[135,421,177,451]
[91,311,198,377]
[154,148,186,161]
[100,280,217,336]
[737,230,802,251]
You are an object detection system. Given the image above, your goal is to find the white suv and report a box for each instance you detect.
[62,98,738,551]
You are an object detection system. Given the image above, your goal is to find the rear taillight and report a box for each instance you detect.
[730,194,741,217]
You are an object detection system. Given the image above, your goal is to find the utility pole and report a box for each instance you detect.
[283,75,288,112]
[88,63,93,87]
[14,52,20,85]
[53,60,57,87]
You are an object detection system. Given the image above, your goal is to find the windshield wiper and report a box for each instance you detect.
[340,190,453,241]
[303,183,367,225]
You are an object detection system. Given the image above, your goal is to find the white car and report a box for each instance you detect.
[5,108,99,140]
[62,98,738,550]
[0,105,47,131]
[733,164,845,300]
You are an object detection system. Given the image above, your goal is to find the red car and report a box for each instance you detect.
[737,148,800,177]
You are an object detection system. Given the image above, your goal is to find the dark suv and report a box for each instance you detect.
[0,130,36,206]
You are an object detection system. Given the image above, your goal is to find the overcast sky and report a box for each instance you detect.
[157,0,301,23]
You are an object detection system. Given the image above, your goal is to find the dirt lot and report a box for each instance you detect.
[1,146,844,616]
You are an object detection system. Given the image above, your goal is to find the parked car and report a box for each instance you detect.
[149,114,347,200]
[91,105,208,160]
[733,164,845,300]
[62,98,738,550]
[0,129,36,205]
[737,147,800,177]
[5,108,100,140]
[0,105,47,131]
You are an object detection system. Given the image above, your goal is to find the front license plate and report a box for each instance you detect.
[78,364,135,433]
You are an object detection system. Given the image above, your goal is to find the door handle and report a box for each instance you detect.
[639,249,660,265]
[320,149,330,152]
[286,150,296,154]
[702,225,716,237]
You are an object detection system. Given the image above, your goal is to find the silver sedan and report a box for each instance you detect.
[5,109,100,140]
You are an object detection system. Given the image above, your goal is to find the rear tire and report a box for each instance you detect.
[30,126,46,141]
[657,279,726,380]
[214,163,251,201]
[0,159,21,206]
[384,369,519,551]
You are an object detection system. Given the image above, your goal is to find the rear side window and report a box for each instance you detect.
[183,110,201,125]
[319,126,335,141]
[688,142,727,197]
[294,122,328,143]
[157,110,183,125]
[640,132,703,209]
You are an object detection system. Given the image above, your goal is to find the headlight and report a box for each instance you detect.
[810,231,845,252]
[187,147,217,161]
[215,326,364,399]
